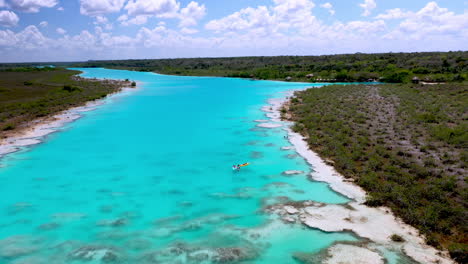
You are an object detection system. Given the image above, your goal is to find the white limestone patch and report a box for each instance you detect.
[256,123,283,128]
[324,244,384,264]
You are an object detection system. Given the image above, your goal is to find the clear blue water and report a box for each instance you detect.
[0,68,359,263]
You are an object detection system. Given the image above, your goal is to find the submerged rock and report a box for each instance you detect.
[69,245,121,262]
[257,123,282,128]
[285,154,298,159]
[282,170,304,176]
[99,205,113,213]
[213,247,258,263]
[250,151,264,159]
[38,222,61,231]
[284,206,299,215]
[97,218,128,227]
[0,236,39,258]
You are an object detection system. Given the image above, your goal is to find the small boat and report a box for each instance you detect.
[232,163,250,171]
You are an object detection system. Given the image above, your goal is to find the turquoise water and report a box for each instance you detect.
[0,68,358,263]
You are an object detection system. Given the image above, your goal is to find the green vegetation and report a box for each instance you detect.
[390,234,405,242]
[286,83,467,263]
[53,51,468,83]
[0,67,130,136]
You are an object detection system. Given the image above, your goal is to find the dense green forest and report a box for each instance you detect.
[285,83,467,263]
[1,52,466,83]
[0,67,132,136]
[28,51,467,83]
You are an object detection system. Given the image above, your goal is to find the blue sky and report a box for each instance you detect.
[0,0,466,62]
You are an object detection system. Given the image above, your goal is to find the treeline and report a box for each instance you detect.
[54,51,468,83]
[285,83,467,263]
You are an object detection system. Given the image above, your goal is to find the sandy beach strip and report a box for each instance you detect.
[259,91,454,264]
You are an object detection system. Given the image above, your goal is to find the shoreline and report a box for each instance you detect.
[0,80,136,161]
[260,90,454,264]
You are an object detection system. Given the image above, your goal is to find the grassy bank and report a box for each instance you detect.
[60,51,468,83]
[284,83,467,262]
[0,67,132,137]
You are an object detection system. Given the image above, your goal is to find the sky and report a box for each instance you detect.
[0,0,466,62]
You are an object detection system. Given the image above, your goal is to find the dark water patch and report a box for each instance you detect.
[10,256,49,264]
[263,182,293,190]
[119,211,142,220]
[137,240,260,264]
[153,215,184,226]
[285,154,299,159]
[177,201,194,207]
[69,245,122,263]
[264,143,275,147]
[52,212,87,222]
[7,202,34,215]
[251,151,264,159]
[164,189,186,196]
[293,189,306,194]
[261,174,279,180]
[244,140,261,146]
[250,127,265,132]
[0,235,40,259]
[209,191,252,200]
[152,175,164,182]
[111,175,126,182]
[96,230,136,241]
[97,218,128,227]
[260,196,291,208]
[124,238,152,251]
[37,222,61,231]
[100,205,114,213]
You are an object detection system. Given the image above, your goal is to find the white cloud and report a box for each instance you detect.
[179,1,206,27]
[0,0,5,7]
[56,27,66,34]
[16,25,47,49]
[80,0,126,16]
[7,0,58,13]
[375,8,410,20]
[125,0,180,17]
[0,10,19,27]
[384,1,468,40]
[57,6,64,11]
[341,20,386,34]
[92,15,114,30]
[359,0,376,17]
[205,6,275,33]
[205,0,318,35]
[117,14,128,22]
[180,27,198,34]
[95,15,109,24]
[320,2,335,15]
[121,15,149,26]
[39,21,48,27]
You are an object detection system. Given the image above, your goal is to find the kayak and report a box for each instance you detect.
[239,163,250,167]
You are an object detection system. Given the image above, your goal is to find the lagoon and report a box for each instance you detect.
[0,68,358,263]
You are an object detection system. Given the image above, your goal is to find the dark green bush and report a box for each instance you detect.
[390,234,405,242]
